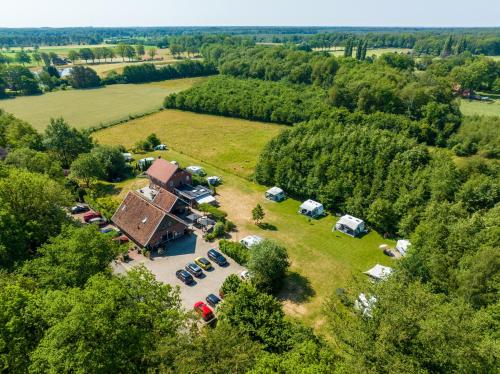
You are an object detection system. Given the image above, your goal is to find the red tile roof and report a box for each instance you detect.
[111,192,167,247]
[146,159,178,185]
[153,188,178,212]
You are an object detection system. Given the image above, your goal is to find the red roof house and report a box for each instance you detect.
[147,158,192,192]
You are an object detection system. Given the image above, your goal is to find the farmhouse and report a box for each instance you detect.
[334,215,367,237]
[111,190,188,250]
[147,158,192,192]
[265,187,285,202]
[298,199,324,218]
[396,239,411,256]
[364,264,393,281]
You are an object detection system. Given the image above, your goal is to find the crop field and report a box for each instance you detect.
[0,77,207,131]
[94,109,283,179]
[460,96,500,117]
[95,111,394,329]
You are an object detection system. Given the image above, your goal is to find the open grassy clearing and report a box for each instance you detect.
[460,96,500,117]
[328,47,412,57]
[0,77,207,131]
[95,112,394,329]
[94,109,282,179]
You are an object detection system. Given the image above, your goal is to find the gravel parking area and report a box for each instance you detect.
[114,231,245,310]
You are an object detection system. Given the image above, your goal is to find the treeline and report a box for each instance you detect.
[164,75,458,145]
[448,115,500,158]
[108,60,217,84]
[255,118,499,236]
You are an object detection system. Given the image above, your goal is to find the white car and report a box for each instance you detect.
[240,270,252,281]
[186,165,206,176]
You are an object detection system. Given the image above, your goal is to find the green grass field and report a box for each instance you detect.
[94,109,283,178]
[460,97,500,117]
[0,77,207,131]
[95,110,394,328]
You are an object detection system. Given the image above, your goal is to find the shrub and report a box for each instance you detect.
[220,274,242,297]
[219,240,249,266]
[198,204,228,222]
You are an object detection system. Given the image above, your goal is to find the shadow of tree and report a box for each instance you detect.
[91,182,121,197]
[277,271,316,304]
[257,222,278,231]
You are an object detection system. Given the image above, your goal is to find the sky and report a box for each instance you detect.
[1,0,499,28]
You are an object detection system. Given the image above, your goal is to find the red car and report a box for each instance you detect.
[83,211,102,223]
[194,301,215,322]
[112,235,129,244]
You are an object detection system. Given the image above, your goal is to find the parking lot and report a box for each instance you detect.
[114,231,245,310]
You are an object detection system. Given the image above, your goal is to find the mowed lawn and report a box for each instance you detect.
[460,97,500,117]
[96,112,394,329]
[0,77,207,131]
[94,109,283,178]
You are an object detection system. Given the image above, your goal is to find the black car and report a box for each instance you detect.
[71,204,89,214]
[185,262,203,277]
[176,269,194,284]
[206,293,221,308]
[207,249,228,266]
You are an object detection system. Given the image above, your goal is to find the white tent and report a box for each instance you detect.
[186,165,205,176]
[396,240,411,256]
[298,199,324,218]
[265,187,285,202]
[364,264,393,280]
[334,215,366,237]
[354,293,377,317]
[240,235,264,248]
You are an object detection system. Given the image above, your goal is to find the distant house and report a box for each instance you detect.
[240,235,264,248]
[265,187,285,202]
[396,239,411,256]
[111,188,188,250]
[147,158,192,192]
[298,199,324,218]
[334,215,367,237]
[364,264,393,281]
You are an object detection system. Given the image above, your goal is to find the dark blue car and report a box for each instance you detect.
[206,293,221,307]
[207,249,228,266]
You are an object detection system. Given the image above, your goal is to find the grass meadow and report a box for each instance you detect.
[95,110,394,329]
[0,77,207,131]
[460,96,500,117]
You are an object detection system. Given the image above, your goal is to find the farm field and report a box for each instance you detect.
[94,109,283,178]
[0,77,207,131]
[460,96,500,117]
[95,111,394,329]
[328,47,412,56]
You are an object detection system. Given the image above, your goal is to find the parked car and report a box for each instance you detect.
[207,249,228,266]
[195,257,212,270]
[112,235,129,244]
[88,217,107,227]
[83,211,102,223]
[100,227,114,234]
[206,294,221,308]
[71,204,89,214]
[176,270,194,285]
[194,301,215,322]
[185,262,203,277]
[240,270,252,281]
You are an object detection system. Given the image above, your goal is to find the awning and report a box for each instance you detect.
[195,195,216,205]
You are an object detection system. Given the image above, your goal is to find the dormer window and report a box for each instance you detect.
[142,217,148,224]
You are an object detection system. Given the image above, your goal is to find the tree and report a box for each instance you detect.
[220,274,243,297]
[146,132,161,147]
[170,323,262,373]
[43,118,93,168]
[252,204,265,225]
[355,39,363,60]
[78,48,94,63]
[15,50,31,65]
[21,225,121,289]
[218,282,291,352]
[29,267,185,373]
[32,51,42,65]
[91,145,129,181]
[67,65,101,89]
[148,47,157,60]
[135,44,145,59]
[48,52,59,65]
[39,52,51,66]
[67,50,79,63]
[5,147,63,178]
[69,153,105,187]
[247,239,289,292]
[0,169,71,267]
[441,35,453,57]
[0,110,43,149]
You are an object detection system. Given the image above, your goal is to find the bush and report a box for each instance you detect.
[224,220,236,232]
[219,240,249,265]
[247,239,289,293]
[220,274,242,297]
